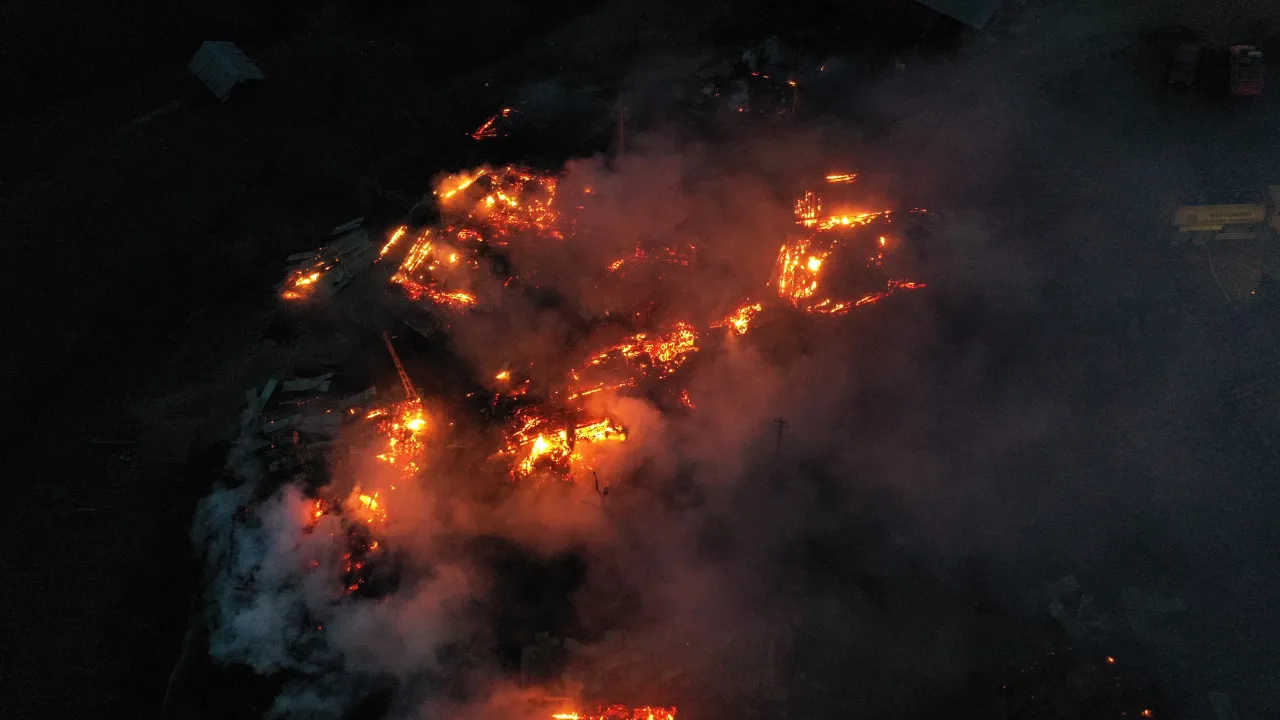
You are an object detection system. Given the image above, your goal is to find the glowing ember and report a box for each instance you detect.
[391,165,564,308]
[567,378,635,401]
[378,225,408,259]
[279,263,335,301]
[773,185,924,316]
[805,279,927,315]
[712,301,763,336]
[372,398,429,477]
[505,414,627,481]
[471,107,514,140]
[349,489,388,525]
[582,322,699,378]
[436,164,561,236]
[773,235,826,303]
[815,210,889,230]
[794,190,822,226]
[825,172,858,183]
[552,706,676,720]
[606,244,697,277]
[680,389,695,409]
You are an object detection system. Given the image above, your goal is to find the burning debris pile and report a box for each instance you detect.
[199,141,939,718]
[371,163,930,487]
[278,219,378,302]
[385,165,564,311]
[772,174,927,315]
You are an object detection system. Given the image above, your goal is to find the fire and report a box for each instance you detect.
[773,181,924,315]
[606,243,697,277]
[815,210,889,230]
[391,165,564,308]
[495,370,511,381]
[436,164,561,236]
[773,235,826,303]
[399,279,478,310]
[712,301,763,336]
[505,413,627,481]
[372,398,430,477]
[471,107,514,140]
[568,378,635,401]
[794,190,821,226]
[349,489,388,525]
[553,706,676,720]
[805,279,927,316]
[436,168,487,201]
[581,322,699,378]
[280,263,334,301]
[378,225,408,259]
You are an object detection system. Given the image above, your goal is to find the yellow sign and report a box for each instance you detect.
[1174,204,1267,230]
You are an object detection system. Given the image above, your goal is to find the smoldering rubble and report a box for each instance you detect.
[186,4,1276,718]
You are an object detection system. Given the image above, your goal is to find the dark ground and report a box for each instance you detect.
[5,0,1280,718]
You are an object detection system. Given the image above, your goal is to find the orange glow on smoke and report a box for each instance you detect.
[349,489,388,525]
[553,706,676,720]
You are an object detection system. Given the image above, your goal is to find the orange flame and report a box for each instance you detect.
[553,707,676,720]
[280,262,335,301]
[379,225,408,259]
[712,301,763,336]
[581,322,699,378]
[505,413,627,481]
[371,398,429,477]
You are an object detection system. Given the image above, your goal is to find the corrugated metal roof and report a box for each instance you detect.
[913,0,1001,29]
[188,41,265,101]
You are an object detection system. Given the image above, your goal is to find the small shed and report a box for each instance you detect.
[188,41,265,101]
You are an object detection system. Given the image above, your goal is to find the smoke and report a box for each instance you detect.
[192,1,1280,717]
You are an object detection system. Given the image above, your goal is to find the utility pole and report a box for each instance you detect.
[772,417,790,452]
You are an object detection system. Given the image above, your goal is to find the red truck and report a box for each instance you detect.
[1230,45,1264,97]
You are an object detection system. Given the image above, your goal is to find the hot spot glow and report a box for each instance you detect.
[553,706,676,720]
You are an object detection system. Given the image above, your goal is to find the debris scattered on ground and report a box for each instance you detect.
[277,218,378,302]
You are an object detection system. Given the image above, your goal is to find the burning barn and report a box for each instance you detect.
[192,65,951,717]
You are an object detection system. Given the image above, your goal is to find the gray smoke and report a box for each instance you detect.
[193,1,1280,716]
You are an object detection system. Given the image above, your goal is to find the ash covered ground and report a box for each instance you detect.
[5,1,1280,719]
